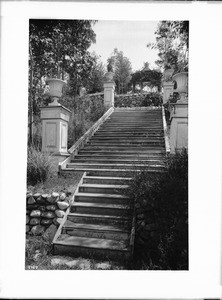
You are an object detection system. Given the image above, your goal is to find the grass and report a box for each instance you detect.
[27,171,83,195]
[25,236,123,270]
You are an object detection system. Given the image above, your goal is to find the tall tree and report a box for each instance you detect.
[107,48,132,94]
[29,19,96,142]
[147,21,189,72]
[86,52,106,93]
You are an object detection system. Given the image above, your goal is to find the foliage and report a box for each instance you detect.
[27,145,53,186]
[28,19,97,143]
[141,93,163,107]
[86,52,106,93]
[107,48,132,94]
[114,92,162,108]
[130,66,162,93]
[62,94,105,148]
[148,21,189,73]
[127,149,188,270]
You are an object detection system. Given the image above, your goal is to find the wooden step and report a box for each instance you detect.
[62,221,130,241]
[67,212,131,226]
[82,176,132,185]
[72,202,131,216]
[66,163,165,171]
[74,192,129,205]
[79,184,129,195]
[54,235,130,261]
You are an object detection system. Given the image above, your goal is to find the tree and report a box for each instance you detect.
[28,19,97,143]
[86,52,106,93]
[107,48,132,94]
[147,21,189,73]
[130,67,162,93]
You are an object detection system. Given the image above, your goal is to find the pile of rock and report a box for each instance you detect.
[26,192,71,236]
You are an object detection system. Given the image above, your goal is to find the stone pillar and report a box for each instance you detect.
[169,103,188,153]
[40,105,71,161]
[103,81,115,109]
[163,81,174,104]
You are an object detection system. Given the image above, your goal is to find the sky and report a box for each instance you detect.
[89,20,160,72]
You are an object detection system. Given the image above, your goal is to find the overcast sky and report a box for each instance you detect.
[89,20,160,72]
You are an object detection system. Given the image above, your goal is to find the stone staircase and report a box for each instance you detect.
[53,107,166,264]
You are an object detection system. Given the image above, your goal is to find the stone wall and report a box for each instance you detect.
[114,92,162,108]
[26,191,71,238]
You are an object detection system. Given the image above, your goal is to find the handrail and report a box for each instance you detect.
[58,106,114,171]
[162,105,171,155]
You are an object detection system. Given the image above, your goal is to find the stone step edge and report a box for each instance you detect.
[68,212,130,221]
[63,221,130,233]
[73,202,131,210]
[54,236,129,251]
[80,184,129,189]
[75,192,129,199]
[83,176,132,181]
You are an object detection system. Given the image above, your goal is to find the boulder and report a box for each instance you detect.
[47,192,59,204]
[59,192,67,201]
[57,201,69,210]
[30,218,40,226]
[41,211,56,219]
[52,192,60,202]
[38,205,46,212]
[27,204,39,211]
[30,210,41,218]
[46,205,57,211]
[55,210,65,218]
[26,225,30,233]
[26,215,30,224]
[31,225,45,235]
[43,224,58,242]
[51,257,69,267]
[27,196,36,205]
[53,217,63,226]
[41,218,53,226]
[95,262,112,270]
[33,193,41,200]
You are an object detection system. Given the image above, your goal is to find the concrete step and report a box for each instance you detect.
[76,153,165,159]
[97,129,164,134]
[91,136,164,141]
[67,212,131,226]
[72,202,131,216]
[67,163,165,170]
[79,184,129,195]
[62,221,130,241]
[88,141,165,147]
[74,192,129,205]
[82,144,164,153]
[54,235,130,261]
[84,168,164,177]
[82,176,132,185]
[73,158,165,165]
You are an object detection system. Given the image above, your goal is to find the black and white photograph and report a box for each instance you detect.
[0,0,221,299]
[26,19,188,271]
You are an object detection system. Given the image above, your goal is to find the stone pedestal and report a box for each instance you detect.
[163,81,174,104]
[103,81,115,109]
[169,103,188,153]
[40,105,71,157]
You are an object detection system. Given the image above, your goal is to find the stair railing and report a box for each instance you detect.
[162,105,170,156]
[58,106,114,172]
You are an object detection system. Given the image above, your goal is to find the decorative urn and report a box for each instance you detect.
[172,72,188,103]
[45,78,66,105]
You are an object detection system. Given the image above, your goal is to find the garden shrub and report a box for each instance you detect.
[142,93,163,107]
[127,148,188,270]
[27,145,53,186]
